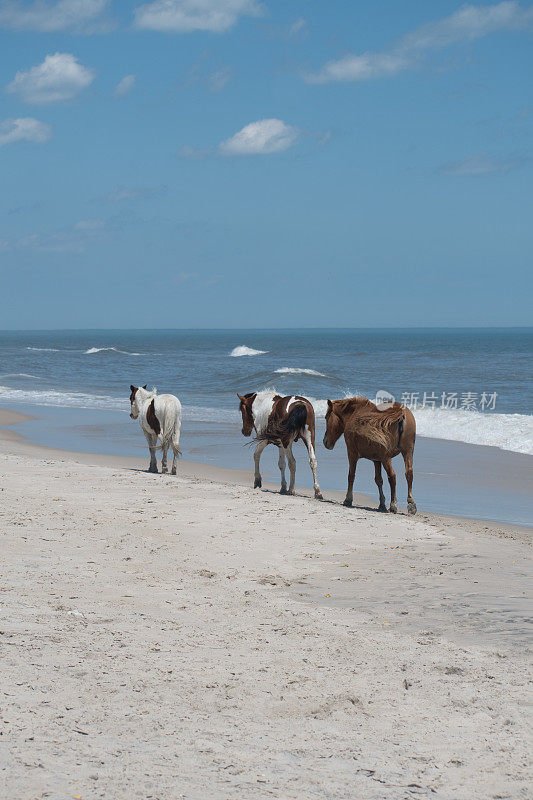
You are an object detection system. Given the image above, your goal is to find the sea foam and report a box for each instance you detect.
[0,385,125,411]
[230,345,267,357]
[412,406,533,455]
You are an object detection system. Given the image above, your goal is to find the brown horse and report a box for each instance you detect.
[323,397,417,514]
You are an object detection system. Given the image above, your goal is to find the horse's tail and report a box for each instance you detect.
[256,403,308,446]
[156,401,182,454]
[397,415,404,448]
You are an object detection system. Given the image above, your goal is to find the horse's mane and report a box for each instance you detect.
[334,397,405,448]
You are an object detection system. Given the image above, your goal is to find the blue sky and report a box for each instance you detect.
[1,0,532,329]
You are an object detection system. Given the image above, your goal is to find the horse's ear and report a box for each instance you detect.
[130,385,135,392]
[142,384,147,389]
[327,399,333,409]
[237,393,244,402]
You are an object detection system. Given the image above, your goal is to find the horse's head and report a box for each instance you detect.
[323,399,345,450]
[237,392,257,437]
[129,384,147,419]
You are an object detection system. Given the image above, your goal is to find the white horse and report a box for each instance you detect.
[129,385,182,475]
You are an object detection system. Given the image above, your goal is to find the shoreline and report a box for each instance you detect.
[0,406,529,540]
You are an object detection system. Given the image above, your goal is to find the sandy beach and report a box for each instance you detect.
[1,409,531,800]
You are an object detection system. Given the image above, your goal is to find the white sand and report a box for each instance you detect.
[0,419,531,799]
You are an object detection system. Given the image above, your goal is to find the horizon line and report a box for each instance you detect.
[1,325,532,333]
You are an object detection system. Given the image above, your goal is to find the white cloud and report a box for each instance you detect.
[6,52,95,104]
[307,1,533,83]
[0,0,111,33]
[219,118,298,155]
[287,17,307,37]
[440,153,524,175]
[0,116,52,146]
[114,74,136,96]
[133,0,263,33]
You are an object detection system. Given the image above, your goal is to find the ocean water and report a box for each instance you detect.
[1,328,531,450]
[0,329,532,525]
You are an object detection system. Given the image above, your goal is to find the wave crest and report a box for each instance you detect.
[0,373,42,379]
[85,347,142,356]
[230,345,267,357]
[274,367,328,377]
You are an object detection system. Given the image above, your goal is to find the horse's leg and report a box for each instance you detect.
[343,438,357,507]
[383,457,397,513]
[286,443,296,495]
[403,448,417,514]
[161,441,168,473]
[278,446,288,494]
[253,440,268,488]
[145,431,158,473]
[374,461,387,512]
[300,427,323,500]
[171,421,181,476]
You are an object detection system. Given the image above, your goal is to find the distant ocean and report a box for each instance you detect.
[1,328,532,454]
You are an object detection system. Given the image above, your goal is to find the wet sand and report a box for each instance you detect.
[0,408,531,799]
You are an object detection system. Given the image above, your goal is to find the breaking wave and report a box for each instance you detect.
[412,406,533,456]
[26,347,61,352]
[230,345,267,357]
[0,373,42,380]
[274,367,328,377]
[85,347,142,356]
[0,385,126,411]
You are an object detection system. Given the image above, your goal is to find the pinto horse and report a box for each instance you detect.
[323,397,417,514]
[237,390,323,499]
[129,385,182,475]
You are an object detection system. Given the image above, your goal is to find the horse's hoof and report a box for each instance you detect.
[148,468,158,474]
[279,487,288,495]
[287,489,295,496]
[161,467,168,474]
[343,499,353,508]
[389,504,398,514]
[315,491,323,501]
[408,502,417,515]
[253,479,262,489]
[378,504,388,513]
[171,469,177,476]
